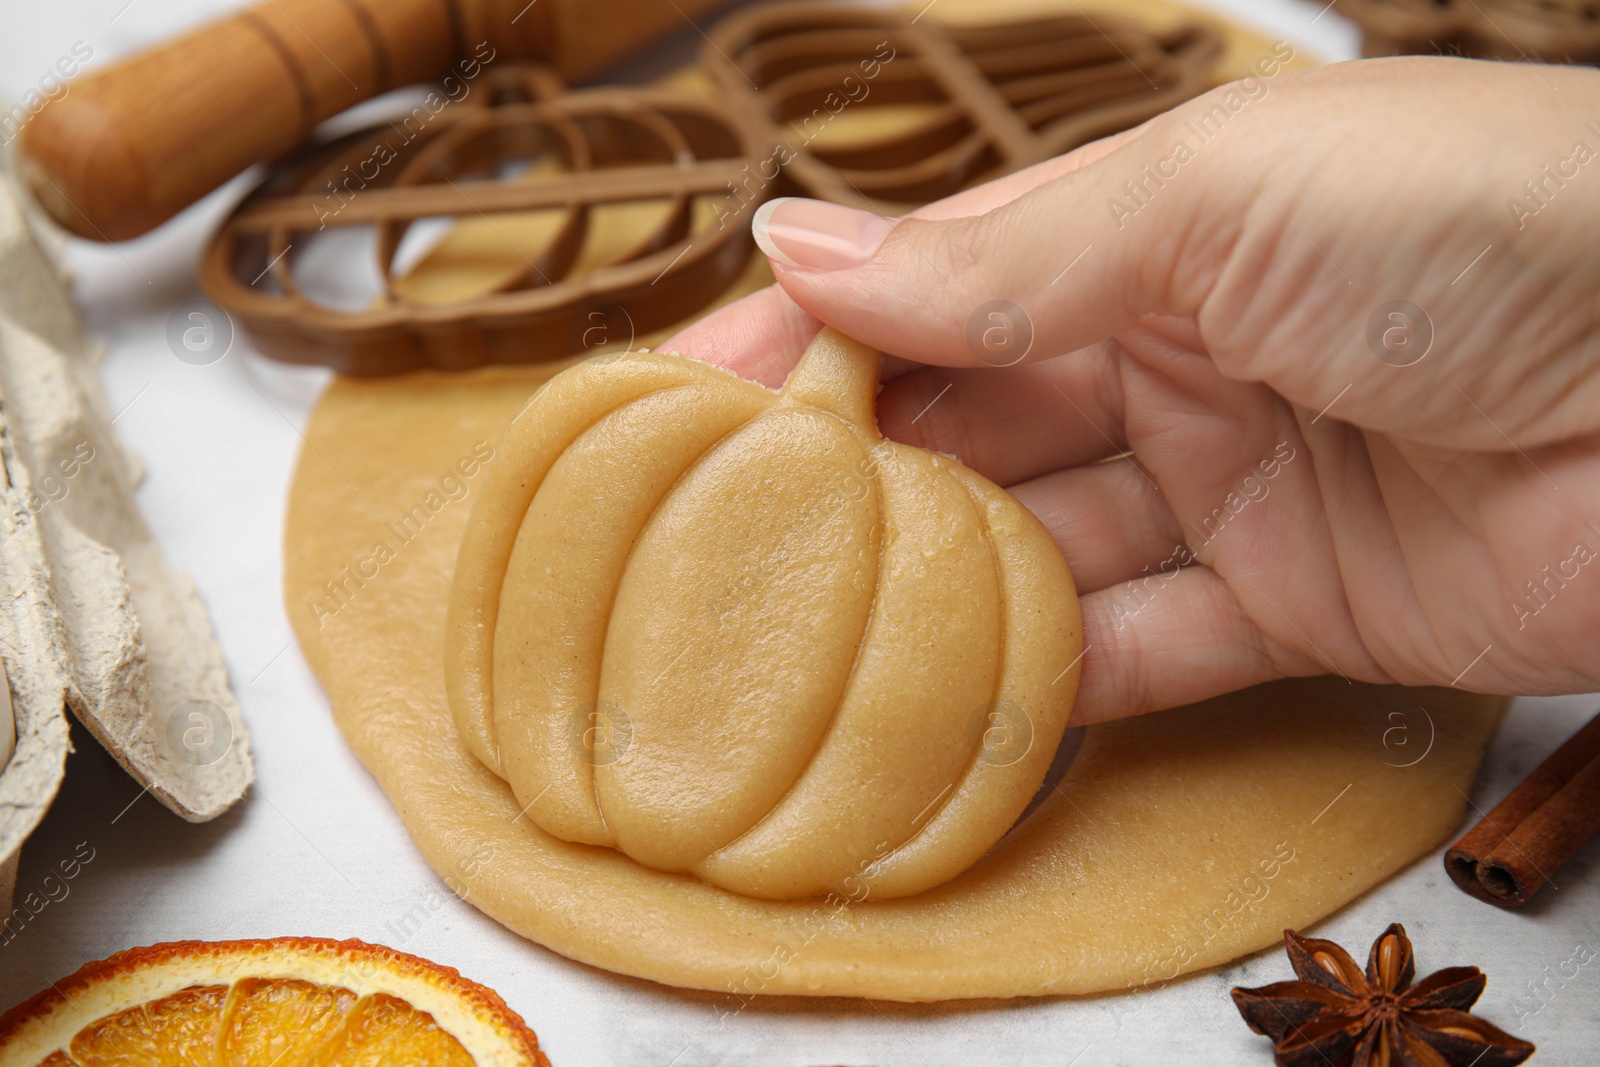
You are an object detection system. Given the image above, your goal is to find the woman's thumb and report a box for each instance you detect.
[750,136,1221,367]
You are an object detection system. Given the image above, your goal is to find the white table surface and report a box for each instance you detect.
[2,1,1597,1063]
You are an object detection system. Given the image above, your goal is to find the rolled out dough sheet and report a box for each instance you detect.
[284,363,1501,1001]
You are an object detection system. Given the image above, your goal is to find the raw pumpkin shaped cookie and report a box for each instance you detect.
[446,328,1082,900]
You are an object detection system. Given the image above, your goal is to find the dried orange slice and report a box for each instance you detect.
[0,937,548,1066]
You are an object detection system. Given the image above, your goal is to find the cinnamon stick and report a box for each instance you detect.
[1445,710,1600,908]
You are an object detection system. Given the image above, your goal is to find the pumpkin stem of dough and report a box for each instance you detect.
[780,328,882,433]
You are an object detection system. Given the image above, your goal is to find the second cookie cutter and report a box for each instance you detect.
[1342,0,1600,62]
[703,1,1224,212]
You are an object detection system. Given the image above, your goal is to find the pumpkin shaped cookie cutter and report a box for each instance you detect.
[201,66,765,376]
[702,0,1225,211]
[445,329,1083,901]
[1342,0,1600,61]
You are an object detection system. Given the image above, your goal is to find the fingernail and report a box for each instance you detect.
[752,197,895,271]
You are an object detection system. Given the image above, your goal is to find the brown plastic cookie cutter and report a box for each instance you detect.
[1342,0,1600,62]
[200,66,765,375]
[702,1,1225,211]
[203,3,1225,374]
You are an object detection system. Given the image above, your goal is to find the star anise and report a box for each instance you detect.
[1230,924,1535,1067]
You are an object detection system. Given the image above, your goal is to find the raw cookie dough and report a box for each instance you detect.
[285,356,1503,1001]
[446,331,1081,900]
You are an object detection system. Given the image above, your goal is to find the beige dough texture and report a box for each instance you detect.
[445,330,1082,901]
[286,345,1503,1001]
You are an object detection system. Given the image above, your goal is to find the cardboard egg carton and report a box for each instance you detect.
[0,179,252,920]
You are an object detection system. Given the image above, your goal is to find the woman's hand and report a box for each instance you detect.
[663,55,1600,725]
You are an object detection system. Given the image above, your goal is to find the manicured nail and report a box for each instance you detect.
[752,197,896,271]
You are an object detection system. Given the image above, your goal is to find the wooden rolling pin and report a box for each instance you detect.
[17,0,729,241]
